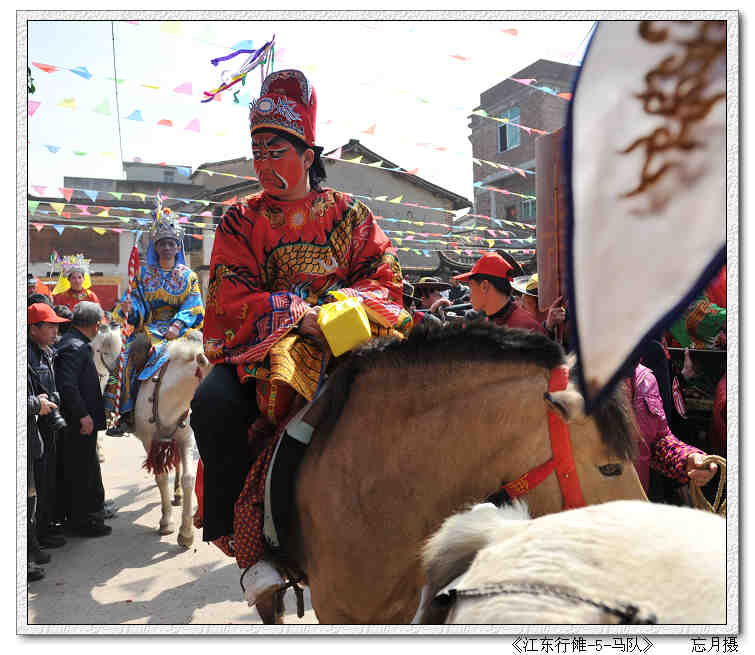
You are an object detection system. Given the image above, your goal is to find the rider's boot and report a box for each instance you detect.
[106,411,134,437]
[242,560,286,608]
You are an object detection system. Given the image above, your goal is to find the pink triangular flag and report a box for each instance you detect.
[29,101,41,117]
[185,118,200,132]
[59,188,74,202]
[75,205,90,215]
[515,168,527,178]
[511,78,535,85]
[406,168,419,176]
[32,62,57,73]
[329,147,342,159]
[222,195,237,205]
[32,185,47,196]
[174,82,193,95]
[502,28,519,36]
[33,223,44,232]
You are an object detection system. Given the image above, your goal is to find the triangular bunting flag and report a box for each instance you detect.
[29,101,40,117]
[71,66,92,80]
[58,98,77,110]
[222,196,237,205]
[502,28,519,36]
[230,39,254,50]
[176,166,191,177]
[53,225,65,235]
[389,196,403,204]
[374,196,388,201]
[126,110,144,121]
[118,217,130,224]
[110,192,123,200]
[92,227,106,235]
[141,84,160,90]
[511,78,536,85]
[367,160,383,168]
[31,186,47,196]
[75,205,90,215]
[174,82,193,95]
[59,188,74,202]
[73,151,87,156]
[62,212,71,219]
[132,193,146,202]
[185,118,200,132]
[345,155,363,164]
[361,124,376,135]
[44,145,60,153]
[83,190,98,202]
[33,223,44,231]
[328,147,342,159]
[111,228,122,233]
[157,119,173,127]
[557,92,573,101]
[406,168,419,176]
[50,202,65,216]
[28,201,40,214]
[160,21,181,34]
[97,209,109,217]
[32,62,57,73]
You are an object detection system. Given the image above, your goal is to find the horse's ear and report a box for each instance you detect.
[545,390,585,422]
[196,352,209,368]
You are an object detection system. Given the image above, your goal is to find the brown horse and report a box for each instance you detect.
[261,322,647,624]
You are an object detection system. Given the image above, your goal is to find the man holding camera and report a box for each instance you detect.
[54,301,111,537]
[28,303,70,580]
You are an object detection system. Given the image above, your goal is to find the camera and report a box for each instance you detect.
[38,392,67,432]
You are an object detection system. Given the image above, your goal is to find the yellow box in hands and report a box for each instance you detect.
[317,291,372,357]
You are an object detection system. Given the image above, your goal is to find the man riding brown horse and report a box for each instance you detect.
[191,68,412,608]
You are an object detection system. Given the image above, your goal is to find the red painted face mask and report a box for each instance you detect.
[252,134,307,198]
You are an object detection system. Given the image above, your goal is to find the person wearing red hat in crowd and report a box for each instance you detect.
[27,303,71,582]
[453,253,547,335]
[191,69,412,607]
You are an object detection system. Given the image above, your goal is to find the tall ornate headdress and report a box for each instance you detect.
[146,193,186,267]
[52,253,93,294]
[249,69,317,147]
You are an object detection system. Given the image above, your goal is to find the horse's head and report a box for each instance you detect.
[165,337,212,387]
[91,323,123,386]
[541,363,646,511]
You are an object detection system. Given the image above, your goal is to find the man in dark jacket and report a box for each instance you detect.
[28,303,71,580]
[54,301,111,537]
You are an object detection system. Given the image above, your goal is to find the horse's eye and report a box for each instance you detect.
[598,463,623,477]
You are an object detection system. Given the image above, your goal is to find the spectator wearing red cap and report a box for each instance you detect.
[27,303,71,581]
[453,253,546,335]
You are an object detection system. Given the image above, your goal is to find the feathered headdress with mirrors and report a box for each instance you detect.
[52,253,93,294]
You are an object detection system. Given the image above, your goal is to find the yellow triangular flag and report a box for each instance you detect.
[92,227,105,235]
[49,202,65,216]
[389,195,403,204]
[132,193,146,202]
[367,160,383,167]
[192,222,205,228]
[58,98,77,110]
[118,217,130,223]
[374,196,388,201]
[97,209,109,217]
[345,155,363,164]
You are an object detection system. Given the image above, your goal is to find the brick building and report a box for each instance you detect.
[469,59,579,230]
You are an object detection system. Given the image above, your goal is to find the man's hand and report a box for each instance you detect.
[164,323,180,340]
[298,307,327,346]
[38,393,57,416]
[429,297,451,314]
[80,415,94,436]
[686,452,718,487]
[545,296,566,330]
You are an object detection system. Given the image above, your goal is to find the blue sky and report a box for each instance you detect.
[27,19,594,200]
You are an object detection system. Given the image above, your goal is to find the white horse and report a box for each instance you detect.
[414,500,726,625]
[92,324,211,547]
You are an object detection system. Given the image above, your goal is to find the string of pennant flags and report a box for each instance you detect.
[27,204,536,246]
[26,221,536,259]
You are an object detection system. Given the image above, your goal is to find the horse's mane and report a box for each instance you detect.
[319,320,636,460]
[166,335,204,361]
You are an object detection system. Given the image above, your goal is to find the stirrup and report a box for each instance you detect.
[241,560,287,607]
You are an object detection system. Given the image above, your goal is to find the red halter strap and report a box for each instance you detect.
[501,365,586,510]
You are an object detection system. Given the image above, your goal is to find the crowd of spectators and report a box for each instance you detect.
[26,276,114,583]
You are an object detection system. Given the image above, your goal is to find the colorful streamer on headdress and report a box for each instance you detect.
[201,36,276,103]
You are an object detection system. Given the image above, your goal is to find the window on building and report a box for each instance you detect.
[521,199,536,219]
[498,106,521,152]
[164,170,175,183]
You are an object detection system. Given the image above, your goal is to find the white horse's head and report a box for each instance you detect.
[91,323,123,391]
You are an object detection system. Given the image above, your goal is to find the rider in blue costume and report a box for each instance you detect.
[105,204,204,435]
